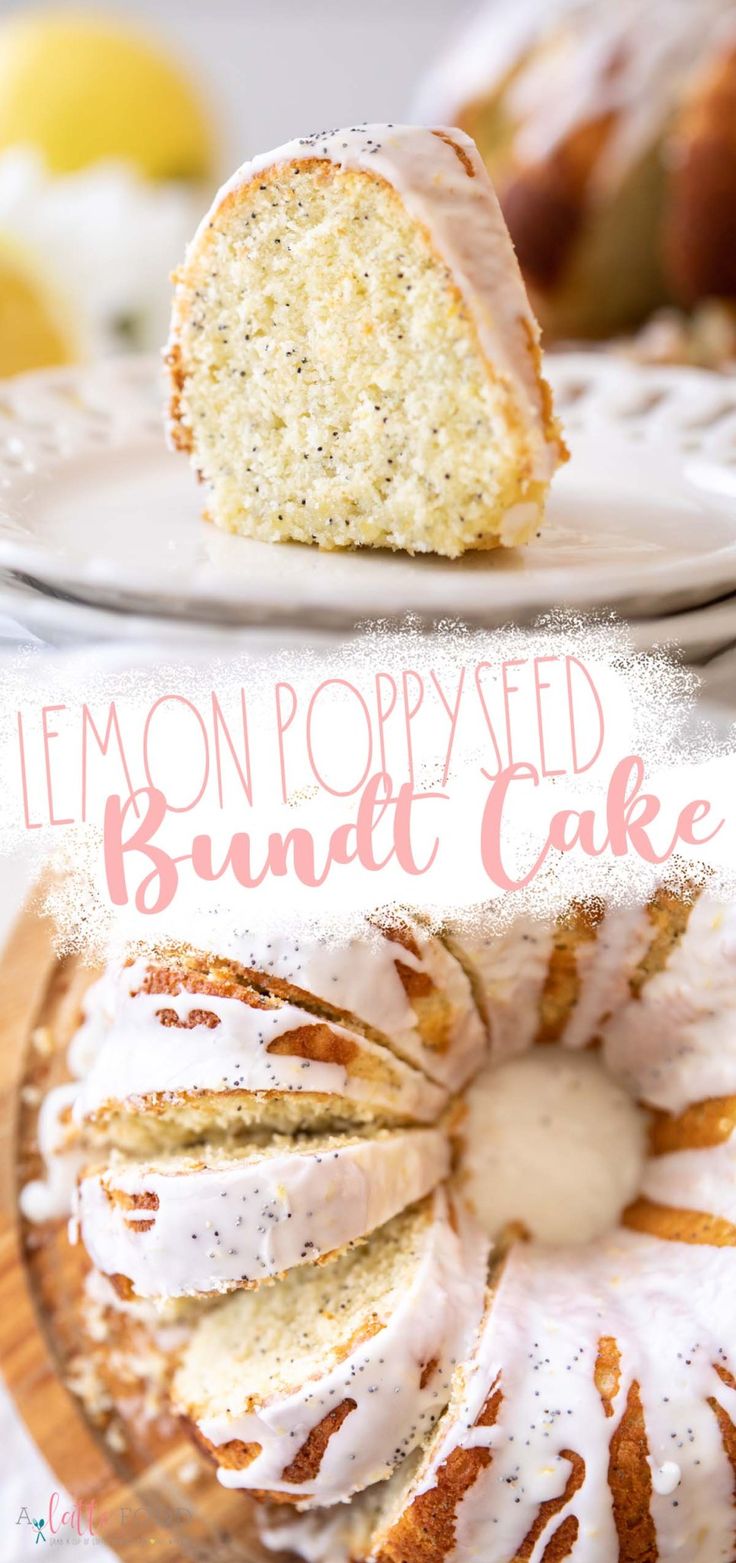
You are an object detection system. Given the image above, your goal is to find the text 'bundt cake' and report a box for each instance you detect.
[21,891,736,1561]
[167,123,565,556]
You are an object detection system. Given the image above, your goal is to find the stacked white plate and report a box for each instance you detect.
[0,351,735,685]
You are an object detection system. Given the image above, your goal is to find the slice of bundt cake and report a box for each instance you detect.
[183,916,486,1092]
[69,955,447,1152]
[74,1125,451,1301]
[601,896,736,1133]
[256,1465,418,1563]
[173,1188,489,1508]
[167,123,565,557]
[448,884,696,1060]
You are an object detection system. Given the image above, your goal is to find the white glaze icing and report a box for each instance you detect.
[173,124,559,487]
[19,1082,84,1223]
[75,1127,451,1299]
[640,1132,736,1226]
[448,917,555,1059]
[417,0,736,195]
[213,919,485,1090]
[463,1047,647,1245]
[381,1233,736,1563]
[649,1459,683,1498]
[451,902,654,1061]
[258,1508,356,1563]
[194,1188,489,1507]
[415,0,560,129]
[70,957,447,1131]
[257,1472,406,1563]
[258,1509,360,1563]
[601,898,736,1113]
[560,903,654,1050]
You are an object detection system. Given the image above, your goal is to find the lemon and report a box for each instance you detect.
[0,232,77,376]
[0,9,215,180]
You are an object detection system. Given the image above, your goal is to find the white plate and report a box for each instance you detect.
[1,352,736,629]
[0,570,345,651]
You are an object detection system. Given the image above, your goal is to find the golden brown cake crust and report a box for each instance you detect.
[164,339,193,454]
[194,1401,360,1497]
[534,901,603,1044]
[623,1198,736,1247]
[372,1382,503,1563]
[373,1386,586,1563]
[495,114,615,291]
[649,1095,736,1154]
[194,1428,261,1471]
[595,1335,622,1418]
[281,1400,358,1485]
[608,1381,657,1562]
[665,45,736,305]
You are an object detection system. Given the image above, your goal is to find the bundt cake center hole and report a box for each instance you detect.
[464,1047,648,1246]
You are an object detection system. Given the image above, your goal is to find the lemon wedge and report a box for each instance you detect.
[0,231,77,376]
[0,9,215,180]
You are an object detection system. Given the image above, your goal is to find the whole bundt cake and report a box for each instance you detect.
[417,0,736,341]
[23,890,736,1561]
[166,123,565,556]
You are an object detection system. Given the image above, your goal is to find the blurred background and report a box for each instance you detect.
[0,0,473,376]
[0,0,734,381]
